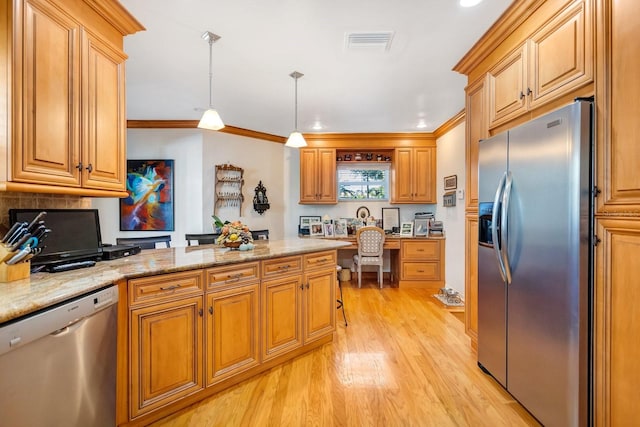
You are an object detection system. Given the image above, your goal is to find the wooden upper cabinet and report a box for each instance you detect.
[392,147,436,204]
[596,0,640,214]
[4,0,143,196]
[299,148,336,204]
[465,76,488,212]
[488,0,593,129]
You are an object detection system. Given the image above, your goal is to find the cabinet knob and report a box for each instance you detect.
[305,283,310,289]
[75,162,83,170]
[198,308,204,317]
[526,87,532,96]
[519,91,525,100]
[209,306,213,315]
[299,283,304,290]
[85,164,93,173]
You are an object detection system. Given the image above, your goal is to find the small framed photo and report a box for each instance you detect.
[300,215,321,230]
[323,223,334,237]
[444,175,458,191]
[309,221,324,236]
[400,221,414,236]
[414,218,429,236]
[333,218,348,238]
[382,207,400,233]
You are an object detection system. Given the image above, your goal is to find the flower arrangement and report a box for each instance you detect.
[213,216,254,250]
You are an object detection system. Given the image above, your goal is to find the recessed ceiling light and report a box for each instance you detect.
[312,121,324,131]
[460,0,483,7]
[416,119,428,129]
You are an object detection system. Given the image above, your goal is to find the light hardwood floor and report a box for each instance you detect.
[151,279,540,426]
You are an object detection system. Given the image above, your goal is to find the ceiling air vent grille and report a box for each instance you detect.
[345,31,394,51]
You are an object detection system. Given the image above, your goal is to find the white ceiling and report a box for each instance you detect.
[121,0,513,136]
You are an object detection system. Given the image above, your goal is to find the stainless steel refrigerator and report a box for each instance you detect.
[477,100,592,426]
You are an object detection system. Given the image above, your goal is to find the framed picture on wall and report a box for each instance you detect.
[444,175,458,191]
[120,159,175,231]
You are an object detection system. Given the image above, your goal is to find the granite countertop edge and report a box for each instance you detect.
[0,239,350,324]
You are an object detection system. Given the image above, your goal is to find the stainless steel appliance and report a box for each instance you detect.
[0,285,119,426]
[477,100,592,426]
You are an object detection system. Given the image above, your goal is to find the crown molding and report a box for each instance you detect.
[434,109,465,139]
[126,120,286,143]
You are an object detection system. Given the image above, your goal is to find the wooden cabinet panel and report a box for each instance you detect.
[594,218,640,425]
[303,268,336,343]
[130,295,204,418]
[299,148,336,204]
[13,0,81,186]
[401,262,440,281]
[303,250,336,271]
[399,239,444,287]
[596,0,640,213]
[528,0,592,108]
[261,274,303,361]
[488,44,528,128]
[402,240,440,260]
[206,283,260,385]
[129,270,204,306]
[81,30,127,190]
[465,215,479,346]
[392,147,436,203]
[262,256,302,278]
[465,76,487,212]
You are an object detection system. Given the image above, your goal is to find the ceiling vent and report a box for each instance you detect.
[345,31,394,51]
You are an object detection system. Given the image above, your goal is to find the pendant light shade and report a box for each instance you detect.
[198,31,225,131]
[285,71,307,148]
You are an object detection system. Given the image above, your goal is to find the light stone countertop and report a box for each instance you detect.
[0,239,351,324]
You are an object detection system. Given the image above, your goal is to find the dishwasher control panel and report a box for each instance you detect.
[0,285,118,356]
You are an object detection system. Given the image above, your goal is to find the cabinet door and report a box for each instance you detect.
[412,147,436,203]
[487,44,527,128]
[316,148,336,203]
[130,296,204,418]
[81,30,127,191]
[303,268,335,343]
[262,275,303,361]
[299,148,318,203]
[465,215,479,346]
[596,0,640,213]
[465,76,487,211]
[12,0,81,186]
[528,0,592,109]
[393,148,413,202]
[594,218,640,425]
[206,283,260,386]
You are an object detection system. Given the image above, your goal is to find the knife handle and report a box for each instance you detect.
[1,222,22,243]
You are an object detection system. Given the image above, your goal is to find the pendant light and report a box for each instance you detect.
[285,71,307,148]
[198,31,225,131]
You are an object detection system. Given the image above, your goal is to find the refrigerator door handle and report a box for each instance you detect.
[492,172,508,282]
[501,171,513,285]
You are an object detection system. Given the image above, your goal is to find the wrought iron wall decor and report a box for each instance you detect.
[253,181,270,215]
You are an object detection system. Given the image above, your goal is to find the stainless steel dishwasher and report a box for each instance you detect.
[0,285,119,427]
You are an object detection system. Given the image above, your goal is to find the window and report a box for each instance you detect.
[337,164,389,201]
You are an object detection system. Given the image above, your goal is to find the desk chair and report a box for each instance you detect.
[251,229,269,240]
[353,226,385,289]
[185,233,220,246]
[116,235,171,250]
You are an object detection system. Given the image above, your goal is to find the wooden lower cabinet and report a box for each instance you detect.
[261,274,304,361]
[465,215,479,347]
[129,295,204,419]
[205,283,260,386]
[399,239,445,287]
[303,266,336,343]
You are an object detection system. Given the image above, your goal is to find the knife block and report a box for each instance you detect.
[0,245,30,282]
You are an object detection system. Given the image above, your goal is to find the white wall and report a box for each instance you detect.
[435,122,466,296]
[94,129,286,247]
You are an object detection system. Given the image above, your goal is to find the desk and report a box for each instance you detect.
[316,235,445,289]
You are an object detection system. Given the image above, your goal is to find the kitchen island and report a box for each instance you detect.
[0,238,350,426]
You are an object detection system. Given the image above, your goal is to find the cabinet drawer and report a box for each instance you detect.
[129,270,204,306]
[303,250,336,271]
[402,240,440,260]
[207,262,260,289]
[402,262,441,281]
[262,256,302,277]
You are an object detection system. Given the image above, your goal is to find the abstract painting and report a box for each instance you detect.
[120,160,175,231]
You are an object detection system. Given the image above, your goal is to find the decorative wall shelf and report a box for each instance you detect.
[215,164,244,216]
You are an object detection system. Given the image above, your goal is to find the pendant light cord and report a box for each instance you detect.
[294,76,298,131]
[208,37,213,109]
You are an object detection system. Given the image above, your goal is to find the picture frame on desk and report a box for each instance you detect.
[400,221,414,236]
[309,221,324,236]
[300,215,321,230]
[323,223,335,237]
[382,207,400,233]
[333,218,348,238]
[414,218,429,236]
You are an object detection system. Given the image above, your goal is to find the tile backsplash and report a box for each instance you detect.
[0,192,92,230]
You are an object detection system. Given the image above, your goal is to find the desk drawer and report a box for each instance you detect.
[402,240,440,260]
[401,262,441,281]
[129,270,204,305]
[207,262,260,289]
[303,250,336,270]
[262,256,302,277]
